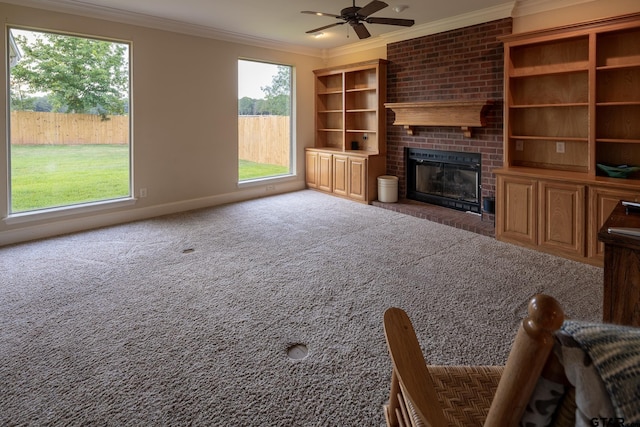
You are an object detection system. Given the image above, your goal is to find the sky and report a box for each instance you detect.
[238,60,280,100]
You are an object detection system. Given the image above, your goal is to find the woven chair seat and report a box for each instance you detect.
[427,365,504,426]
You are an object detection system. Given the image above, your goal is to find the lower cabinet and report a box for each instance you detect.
[347,156,367,201]
[496,170,640,265]
[318,152,333,193]
[305,148,385,203]
[332,154,349,197]
[305,150,333,192]
[497,175,585,258]
[538,181,585,256]
[305,150,319,189]
[496,175,537,246]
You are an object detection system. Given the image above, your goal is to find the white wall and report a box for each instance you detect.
[0,3,324,245]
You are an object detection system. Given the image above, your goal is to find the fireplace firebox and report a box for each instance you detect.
[406,148,481,213]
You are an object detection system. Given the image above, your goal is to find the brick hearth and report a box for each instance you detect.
[372,199,495,237]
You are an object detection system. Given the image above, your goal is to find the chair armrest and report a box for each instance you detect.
[384,307,448,426]
[484,294,564,426]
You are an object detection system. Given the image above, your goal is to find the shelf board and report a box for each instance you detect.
[510,63,588,78]
[385,100,492,137]
[346,129,376,133]
[510,135,588,142]
[597,138,640,144]
[317,90,343,95]
[318,128,343,132]
[597,62,640,71]
[596,102,640,106]
[511,160,588,173]
[318,110,343,113]
[346,87,376,93]
[510,103,588,108]
[346,109,376,113]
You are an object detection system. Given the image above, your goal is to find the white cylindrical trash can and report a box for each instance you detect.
[377,175,398,203]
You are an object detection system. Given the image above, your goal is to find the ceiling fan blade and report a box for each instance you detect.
[366,17,415,27]
[305,22,345,34]
[357,0,388,17]
[351,22,371,39]
[301,10,341,18]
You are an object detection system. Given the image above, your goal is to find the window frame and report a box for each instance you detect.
[5,25,134,221]
[237,58,295,185]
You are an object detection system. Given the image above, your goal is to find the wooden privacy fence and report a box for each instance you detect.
[11,111,290,166]
[239,115,290,167]
[11,111,129,145]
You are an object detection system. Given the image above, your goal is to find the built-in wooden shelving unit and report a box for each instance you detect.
[495,12,640,266]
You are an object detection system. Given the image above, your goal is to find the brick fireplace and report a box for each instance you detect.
[385,18,512,224]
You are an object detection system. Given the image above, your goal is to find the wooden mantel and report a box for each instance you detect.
[385,100,493,137]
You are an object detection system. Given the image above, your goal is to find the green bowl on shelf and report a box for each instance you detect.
[597,163,640,178]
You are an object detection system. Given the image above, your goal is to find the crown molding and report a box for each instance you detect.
[511,0,596,18]
[0,0,326,58]
[325,1,515,58]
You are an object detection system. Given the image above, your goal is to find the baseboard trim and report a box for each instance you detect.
[0,181,305,246]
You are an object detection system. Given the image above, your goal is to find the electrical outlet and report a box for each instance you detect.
[139,188,148,198]
[363,133,368,140]
[515,140,524,151]
[556,141,565,153]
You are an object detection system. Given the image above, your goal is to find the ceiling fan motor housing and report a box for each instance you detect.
[341,6,361,20]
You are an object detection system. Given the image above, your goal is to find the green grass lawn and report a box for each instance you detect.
[238,159,289,181]
[10,144,130,213]
[10,145,289,213]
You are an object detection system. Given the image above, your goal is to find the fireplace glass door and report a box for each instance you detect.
[407,149,481,213]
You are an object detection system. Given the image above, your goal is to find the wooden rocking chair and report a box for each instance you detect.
[383,294,567,427]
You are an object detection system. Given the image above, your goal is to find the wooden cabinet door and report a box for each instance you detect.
[318,152,333,192]
[588,186,640,260]
[496,174,537,245]
[305,150,318,189]
[348,157,367,201]
[538,181,585,256]
[332,154,348,196]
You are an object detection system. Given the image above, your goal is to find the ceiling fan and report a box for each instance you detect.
[302,0,415,39]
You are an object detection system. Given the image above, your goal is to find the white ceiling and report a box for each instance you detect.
[68,0,512,50]
[5,0,593,57]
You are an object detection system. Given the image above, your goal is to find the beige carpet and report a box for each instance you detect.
[0,190,603,426]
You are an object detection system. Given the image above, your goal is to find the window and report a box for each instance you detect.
[238,59,292,182]
[8,27,131,214]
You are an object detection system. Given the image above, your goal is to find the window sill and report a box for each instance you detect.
[237,174,296,188]
[3,197,137,225]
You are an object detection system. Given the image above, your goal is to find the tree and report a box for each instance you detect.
[260,66,291,116]
[238,96,257,115]
[10,30,128,120]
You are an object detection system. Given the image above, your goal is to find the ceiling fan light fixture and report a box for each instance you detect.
[392,5,408,13]
[313,32,325,38]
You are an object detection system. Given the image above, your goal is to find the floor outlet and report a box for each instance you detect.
[556,141,565,153]
[139,188,147,198]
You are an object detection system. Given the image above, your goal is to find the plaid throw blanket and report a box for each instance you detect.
[561,321,640,423]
